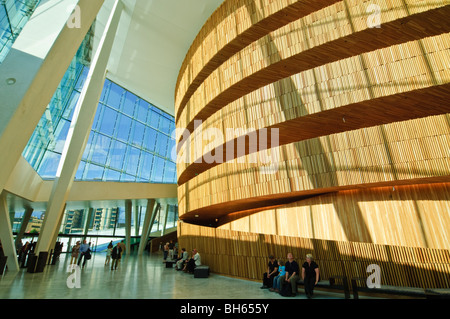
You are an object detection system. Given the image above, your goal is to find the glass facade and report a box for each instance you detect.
[77,78,177,183]
[0,0,40,63]
[13,202,178,252]
[8,1,178,251]
[22,36,177,184]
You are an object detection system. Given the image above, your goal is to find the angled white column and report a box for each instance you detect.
[162,205,169,236]
[15,206,33,248]
[138,199,156,255]
[0,192,19,272]
[0,0,105,196]
[35,0,124,254]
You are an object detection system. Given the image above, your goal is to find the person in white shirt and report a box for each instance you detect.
[184,249,201,273]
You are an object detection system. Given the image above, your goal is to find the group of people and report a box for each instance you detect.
[163,243,202,274]
[105,241,126,270]
[162,240,177,261]
[261,253,320,298]
[69,240,92,269]
[70,240,126,270]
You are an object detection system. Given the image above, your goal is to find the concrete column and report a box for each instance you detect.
[138,199,156,255]
[0,192,19,272]
[0,0,105,196]
[35,0,124,254]
[15,206,33,248]
[125,201,132,255]
[162,205,169,236]
[83,208,94,237]
[134,205,140,236]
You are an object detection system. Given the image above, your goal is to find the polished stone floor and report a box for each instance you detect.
[0,252,379,299]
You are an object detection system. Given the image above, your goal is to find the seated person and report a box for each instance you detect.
[184,249,201,273]
[270,260,285,292]
[261,255,279,289]
[176,248,188,270]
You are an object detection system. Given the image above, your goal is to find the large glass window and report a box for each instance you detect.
[23,63,177,184]
[0,0,40,64]
[78,77,177,183]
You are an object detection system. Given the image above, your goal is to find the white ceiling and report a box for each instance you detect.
[93,0,224,116]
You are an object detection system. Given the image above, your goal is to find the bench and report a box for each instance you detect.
[351,277,450,299]
[194,265,210,278]
[424,288,450,299]
[297,275,350,299]
[165,260,175,268]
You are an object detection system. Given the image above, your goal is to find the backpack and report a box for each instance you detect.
[280,282,292,297]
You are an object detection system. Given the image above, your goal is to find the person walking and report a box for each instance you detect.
[302,254,320,298]
[111,243,122,270]
[77,240,89,267]
[105,241,113,266]
[70,241,80,265]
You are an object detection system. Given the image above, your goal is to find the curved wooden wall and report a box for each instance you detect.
[178,182,450,288]
[175,0,450,289]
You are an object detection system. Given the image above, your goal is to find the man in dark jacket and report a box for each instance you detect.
[111,243,122,270]
[283,252,299,296]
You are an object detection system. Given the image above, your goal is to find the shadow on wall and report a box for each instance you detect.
[178,229,450,290]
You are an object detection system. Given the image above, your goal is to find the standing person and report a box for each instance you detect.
[282,252,300,297]
[70,241,80,265]
[117,240,126,268]
[163,242,169,262]
[111,243,122,270]
[168,240,175,261]
[261,255,279,289]
[302,254,320,298]
[77,240,89,267]
[176,248,188,270]
[105,242,113,266]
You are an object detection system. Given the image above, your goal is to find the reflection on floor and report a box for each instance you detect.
[0,252,381,299]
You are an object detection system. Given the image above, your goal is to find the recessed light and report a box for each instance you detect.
[195,215,199,218]
[6,78,16,85]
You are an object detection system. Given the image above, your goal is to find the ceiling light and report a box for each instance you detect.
[6,78,16,85]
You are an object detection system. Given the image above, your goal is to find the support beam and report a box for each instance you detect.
[0,0,105,197]
[15,206,33,248]
[149,203,160,235]
[138,199,156,255]
[83,208,94,238]
[0,192,19,272]
[162,205,169,236]
[125,200,132,255]
[35,0,124,254]
[134,205,140,236]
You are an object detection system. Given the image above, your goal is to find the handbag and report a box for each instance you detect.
[85,250,92,260]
